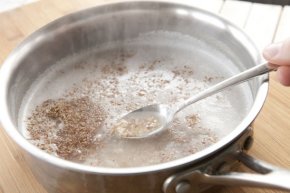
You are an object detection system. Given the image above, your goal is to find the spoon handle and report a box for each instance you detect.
[175,62,276,114]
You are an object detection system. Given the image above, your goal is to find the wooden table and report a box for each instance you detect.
[0,0,290,193]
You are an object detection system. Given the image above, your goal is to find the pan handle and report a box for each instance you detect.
[163,152,290,193]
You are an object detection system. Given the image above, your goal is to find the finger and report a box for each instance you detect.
[263,38,290,66]
[277,66,290,86]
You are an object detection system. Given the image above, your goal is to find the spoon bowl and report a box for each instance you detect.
[114,104,172,138]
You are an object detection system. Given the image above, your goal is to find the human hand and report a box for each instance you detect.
[263,38,290,86]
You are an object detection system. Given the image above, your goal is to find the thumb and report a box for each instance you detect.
[263,38,290,66]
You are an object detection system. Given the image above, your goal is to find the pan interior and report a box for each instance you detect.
[18,31,253,168]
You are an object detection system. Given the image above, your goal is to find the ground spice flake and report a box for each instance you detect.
[26,97,106,161]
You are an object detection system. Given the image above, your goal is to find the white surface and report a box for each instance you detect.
[190,0,224,13]
[244,3,282,50]
[0,0,37,13]
[275,6,290,42]
[220,0,252,28]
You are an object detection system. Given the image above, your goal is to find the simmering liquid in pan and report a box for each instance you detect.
[19,31,253,167]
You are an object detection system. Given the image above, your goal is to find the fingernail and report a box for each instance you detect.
[263,43,281,59]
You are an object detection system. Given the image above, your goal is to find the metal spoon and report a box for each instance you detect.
[114,62,276,139]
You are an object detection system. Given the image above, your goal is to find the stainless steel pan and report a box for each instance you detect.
[0,1,290,193]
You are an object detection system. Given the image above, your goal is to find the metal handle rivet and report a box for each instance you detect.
[243,136,254,150]
[175,181,191,193]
